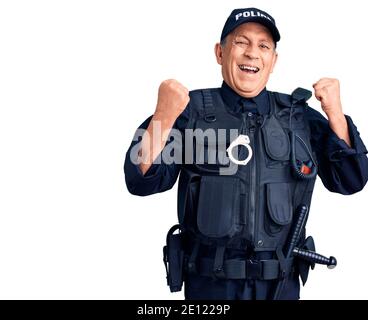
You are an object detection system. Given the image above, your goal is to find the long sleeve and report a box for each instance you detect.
[307,106,368,195]
[124,106,191,196]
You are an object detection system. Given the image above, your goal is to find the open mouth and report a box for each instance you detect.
[238,64,260,74]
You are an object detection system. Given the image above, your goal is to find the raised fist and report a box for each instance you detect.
[313,78,343,117]
[155,79,190,121]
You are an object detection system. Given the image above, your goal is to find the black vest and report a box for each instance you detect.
[177,88,317,252]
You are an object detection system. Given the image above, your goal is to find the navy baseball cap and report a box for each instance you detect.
[220,8,280,43]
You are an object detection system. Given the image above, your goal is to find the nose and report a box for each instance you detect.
[243,44,259,60]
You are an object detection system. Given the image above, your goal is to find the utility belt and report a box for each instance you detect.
[162,223,334,293]
[163,225,297,292]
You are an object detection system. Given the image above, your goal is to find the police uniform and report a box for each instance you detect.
[124,8,368,300]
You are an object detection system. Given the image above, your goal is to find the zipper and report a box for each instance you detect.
[240,110,259,246]
[240,112,248,231]
[247,112,257,244]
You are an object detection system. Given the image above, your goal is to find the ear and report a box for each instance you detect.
[270,51,278,73]
[214,43,223,65]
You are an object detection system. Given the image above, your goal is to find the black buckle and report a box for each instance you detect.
[204,114,216,123]
[246,259,263,279]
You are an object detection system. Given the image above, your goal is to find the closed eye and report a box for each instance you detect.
[259,43,271,50]
[235,40,249,46]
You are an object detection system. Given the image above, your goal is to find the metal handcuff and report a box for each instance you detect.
[226,134,253,166]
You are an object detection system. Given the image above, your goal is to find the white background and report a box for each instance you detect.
[0,0,367,300]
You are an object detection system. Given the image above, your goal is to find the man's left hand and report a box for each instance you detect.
[313,78,351,147]
[313,78,343,118]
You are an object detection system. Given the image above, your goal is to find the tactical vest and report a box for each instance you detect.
[164,87,318,292]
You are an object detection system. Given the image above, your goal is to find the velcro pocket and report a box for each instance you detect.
[197,175,241,238]
[262,116,290,161]
[265,183,292,234]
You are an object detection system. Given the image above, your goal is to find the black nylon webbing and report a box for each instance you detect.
[202,90,216,122]
[212,245,226,278]
[198,257,282,280]
[187,240,200,274]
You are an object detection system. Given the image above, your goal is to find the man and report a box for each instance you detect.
[124,8,368,299]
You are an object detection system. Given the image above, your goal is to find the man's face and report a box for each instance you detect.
[215,22,278,98]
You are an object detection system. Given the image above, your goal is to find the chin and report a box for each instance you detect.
[236,84,257,94]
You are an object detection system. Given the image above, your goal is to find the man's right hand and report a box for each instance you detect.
[138,80,189,175]
[154,79,190,121]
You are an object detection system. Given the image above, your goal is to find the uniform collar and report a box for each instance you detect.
[220,81,270,115]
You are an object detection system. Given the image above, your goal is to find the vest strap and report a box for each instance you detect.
[269,92,277,115]
[202,90,217,122]
[212,245,226,279]
[187,240,200,274]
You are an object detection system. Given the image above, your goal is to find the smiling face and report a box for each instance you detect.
[215,22,278,98]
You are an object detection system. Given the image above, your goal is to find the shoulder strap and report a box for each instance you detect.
[202,89,217,123]
[269,91,277,115]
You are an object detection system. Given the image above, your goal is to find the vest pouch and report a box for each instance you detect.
[265,182,293,235]
[261,116,290,168]
[163,225,185,292]
[197,175,241,238]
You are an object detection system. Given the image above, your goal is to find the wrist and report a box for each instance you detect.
[326,112,346,123]
[152,110,177,127]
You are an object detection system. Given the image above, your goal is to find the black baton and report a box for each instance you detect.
[293,247,337,269]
